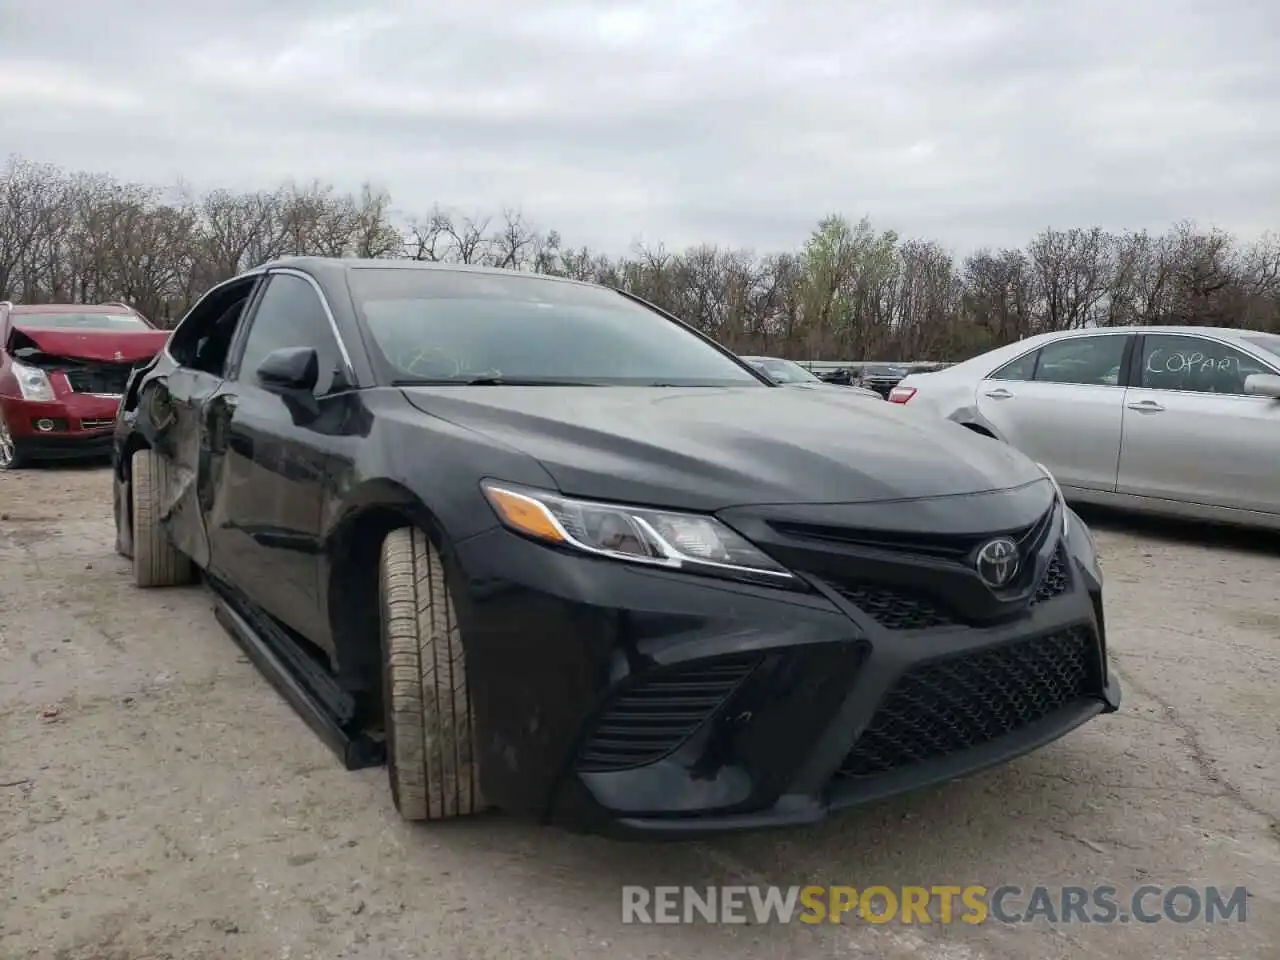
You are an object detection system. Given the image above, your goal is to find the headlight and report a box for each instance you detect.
[480,480,796,586]
[11,360,55,402]
[1035,461,1070,540]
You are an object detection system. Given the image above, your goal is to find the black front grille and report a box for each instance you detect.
[823,535,1070,631]
[1030,545,1070,605]
[828,581,957,631]
[771,506,1052,562]
[836,627,1099,778]
[576,654,761,772]
[64,365,132,395]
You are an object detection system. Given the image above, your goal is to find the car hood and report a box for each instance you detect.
[783,381,881,399]
[6,325,170,363]
[400,385,1046,510]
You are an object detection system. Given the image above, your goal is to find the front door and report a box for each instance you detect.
[1117,333,1280,514]
[208,271,352,650]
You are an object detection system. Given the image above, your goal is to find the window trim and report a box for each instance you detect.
[1131,332,1280,398]
[987,346,1040,382]
[226,267,357,390]
[985,330,1134,388]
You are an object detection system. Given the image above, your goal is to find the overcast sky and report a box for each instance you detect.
[1,0,1276,256]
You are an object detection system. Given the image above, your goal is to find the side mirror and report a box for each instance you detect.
[257,347,319,394]
[1243,373,1280,399]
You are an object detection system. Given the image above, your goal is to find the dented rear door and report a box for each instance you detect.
[145,366,224,568]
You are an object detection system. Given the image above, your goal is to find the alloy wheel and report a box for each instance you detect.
[0,413,15,469]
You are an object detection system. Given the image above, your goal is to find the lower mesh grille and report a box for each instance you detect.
[836,627,1099,779]
[576,653,761,772]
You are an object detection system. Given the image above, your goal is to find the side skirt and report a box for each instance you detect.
[206,575,386,771]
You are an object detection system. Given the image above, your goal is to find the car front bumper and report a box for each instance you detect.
[1,395,119,460]
[451,492,1120,838]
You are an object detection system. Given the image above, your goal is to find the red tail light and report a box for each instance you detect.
[888,386,916,404]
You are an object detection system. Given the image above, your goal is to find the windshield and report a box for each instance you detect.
[745,357,820,384]
[348,268,764,387]
[14,312,148,331]
[1241,333,1280,362]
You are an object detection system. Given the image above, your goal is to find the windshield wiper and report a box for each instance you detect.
[462,376,598,386]
[392,376,599,387]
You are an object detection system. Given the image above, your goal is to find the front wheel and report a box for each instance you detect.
[378,526,484,821]
[0,410,27,470]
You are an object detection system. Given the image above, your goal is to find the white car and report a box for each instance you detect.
[888,325,1280,530]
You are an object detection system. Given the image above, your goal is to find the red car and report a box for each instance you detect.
[0,301,171,469]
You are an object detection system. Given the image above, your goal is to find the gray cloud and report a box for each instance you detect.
[1,0,1276,256]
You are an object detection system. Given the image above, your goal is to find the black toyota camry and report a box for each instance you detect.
[111,257,1120,837]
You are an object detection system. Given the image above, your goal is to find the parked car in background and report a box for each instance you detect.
[889,326,1280,530]
[741,356,880,398]
[816,364,862,385]
[0,300,169,469]
[112,257,1118,835]
[854,363,920,398]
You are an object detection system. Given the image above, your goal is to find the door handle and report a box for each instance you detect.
[1126,400,1165,412]
[983,388,1013,399]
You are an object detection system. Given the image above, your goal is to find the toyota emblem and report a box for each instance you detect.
[975,537,1019,588]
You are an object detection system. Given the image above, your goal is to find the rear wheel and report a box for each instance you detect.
[378,526,484,822]
[130,448,194,587]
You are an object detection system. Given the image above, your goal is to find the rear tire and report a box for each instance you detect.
[130,448,194,587]
[378,526,483,822]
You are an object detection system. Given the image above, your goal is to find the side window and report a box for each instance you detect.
[1139,334,1274,395]
[168,279,259,376]
[989,349,1038,381]
[235,274,343,393]
[1032,335,1127,386]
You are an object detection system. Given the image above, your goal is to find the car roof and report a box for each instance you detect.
[255,255,600,289]
[1019,325,1270,343]
[9,303,137,315]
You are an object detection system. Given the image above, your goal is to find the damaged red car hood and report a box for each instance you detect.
[7,325,170,363]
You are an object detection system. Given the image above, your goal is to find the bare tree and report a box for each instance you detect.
[1,154,1275,350]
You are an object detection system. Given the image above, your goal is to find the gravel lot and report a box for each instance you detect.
[2,464,1277,960]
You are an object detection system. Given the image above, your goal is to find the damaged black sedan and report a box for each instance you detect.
[111,257,1120,836]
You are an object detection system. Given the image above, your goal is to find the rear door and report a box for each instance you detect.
[1116,332,1280,514]
[141,278,263,568]
[153,365,224,568]
[975,332,1133,492]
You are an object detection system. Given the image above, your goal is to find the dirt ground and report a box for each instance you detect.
[1,464,1277,960]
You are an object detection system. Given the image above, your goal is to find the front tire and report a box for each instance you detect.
[0,410,27,471]
[378,526,483,822]
[130,448,194,587]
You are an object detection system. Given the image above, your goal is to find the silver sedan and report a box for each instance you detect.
[888,325,1280,530]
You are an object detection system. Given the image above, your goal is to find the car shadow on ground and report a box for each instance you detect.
[1074,503,1280,556]
[399,723,1130,915]
[27,457,113,471]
